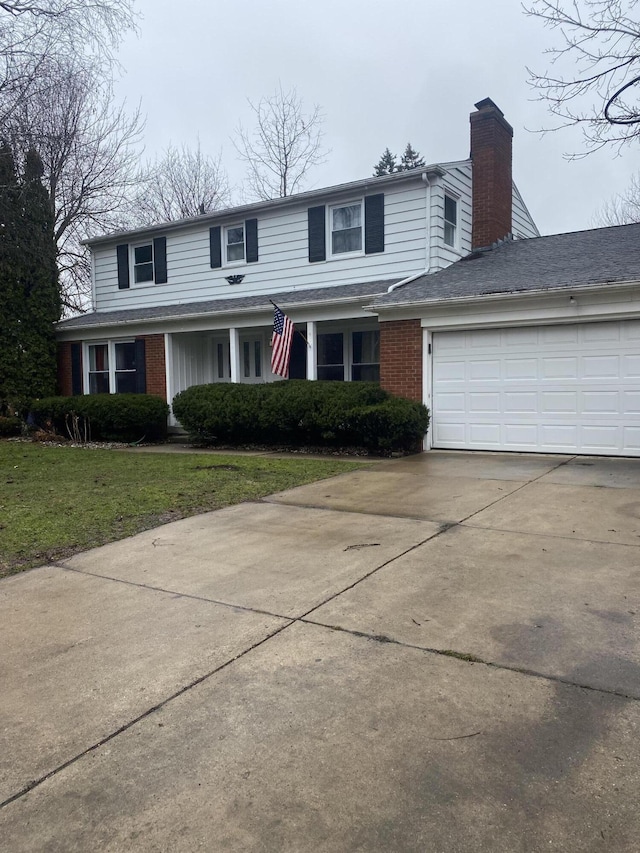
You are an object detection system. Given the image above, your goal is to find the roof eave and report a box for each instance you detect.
[81,165,451,248]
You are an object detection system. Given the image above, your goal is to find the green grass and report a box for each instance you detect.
[0,441,364,576]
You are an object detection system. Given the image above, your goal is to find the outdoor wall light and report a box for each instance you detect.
[569,295,576,304]
[225,274,245,285]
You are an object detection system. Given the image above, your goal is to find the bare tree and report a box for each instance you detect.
[234,85,328,200]
[5,59,144,312]
[0,1,137,121]
[595,172,640,224]
[525,0,640,154]
[131,141,232,226]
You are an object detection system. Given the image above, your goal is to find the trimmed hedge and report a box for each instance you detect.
[0,416,22,437]
[172,381,429,454]
[31,394,169,442]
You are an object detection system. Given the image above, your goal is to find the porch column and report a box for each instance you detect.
[229,327,241,383]
[306,320,317,380]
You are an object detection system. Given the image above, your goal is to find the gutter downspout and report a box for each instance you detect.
[386,170,433,294]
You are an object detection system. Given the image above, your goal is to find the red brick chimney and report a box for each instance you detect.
[470,98,513,250]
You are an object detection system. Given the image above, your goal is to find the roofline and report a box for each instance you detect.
[55,290,388,332]
[81,165,451,247]
[369,278,640,312]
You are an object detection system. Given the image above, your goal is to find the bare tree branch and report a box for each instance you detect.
[130,141,232,226]
[5,59,144,313]
[594,170,640,223]
[233,85,328,200]
[525,0,640,154]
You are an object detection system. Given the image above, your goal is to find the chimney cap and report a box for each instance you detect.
[473,97,504,116]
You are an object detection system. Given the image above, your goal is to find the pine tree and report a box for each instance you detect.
[20,149,61,404]
[0,141,23,414]
[373,147,398,176]
[399,143,425,171]
[0,144,60,415]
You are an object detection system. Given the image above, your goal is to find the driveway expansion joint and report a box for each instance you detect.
[298,618,640,703]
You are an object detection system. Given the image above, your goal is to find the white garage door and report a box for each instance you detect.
[432,321,640,456]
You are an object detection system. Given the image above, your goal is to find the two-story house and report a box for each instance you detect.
[56,98,538,430]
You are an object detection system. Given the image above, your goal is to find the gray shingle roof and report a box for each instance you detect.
[373,223,640,308]
[57,279,401,331]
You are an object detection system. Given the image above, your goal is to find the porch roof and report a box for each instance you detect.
[56,279,401,332]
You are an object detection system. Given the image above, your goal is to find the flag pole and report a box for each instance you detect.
[269,300,310,347]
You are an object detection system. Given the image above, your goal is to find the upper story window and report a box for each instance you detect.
[444,195,457,247]
[116,237,167,289]
[226,225,245,263]
[133,243,154,284]
[331,202,363,255]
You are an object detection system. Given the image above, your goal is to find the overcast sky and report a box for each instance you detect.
[113,0,639,237]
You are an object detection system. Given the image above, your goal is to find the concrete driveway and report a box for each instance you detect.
[1,450,639,851]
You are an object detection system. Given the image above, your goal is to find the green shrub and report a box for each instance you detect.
[0,416,22,437]
[172,381,429,454]
[31,394,169,442]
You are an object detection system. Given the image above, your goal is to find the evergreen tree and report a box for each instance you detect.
[0,141,23,414]
[399,142,425,171]
[0,144,60,415]
[373,147,398,176]
[20,149,61,404]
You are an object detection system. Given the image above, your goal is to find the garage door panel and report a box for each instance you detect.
[582,355,619,378]
[432,321,640,457]
[541,357,578,379]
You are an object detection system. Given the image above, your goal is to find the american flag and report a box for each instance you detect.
[270,305,294,378]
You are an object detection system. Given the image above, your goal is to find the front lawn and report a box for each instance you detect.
[0,442,363,576]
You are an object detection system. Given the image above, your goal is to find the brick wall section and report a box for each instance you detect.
[57,341,77,396]
[379,319,422,402]
[470,98,513,250]
[141,334,167,400]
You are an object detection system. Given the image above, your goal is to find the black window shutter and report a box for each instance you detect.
[153,237,167,284]
[365,194,385,254]
[116,244,130,289]
[135,338,147,394]
[245,218,258,263]
[209,226,222,268]
[308,205,326,262]
[71,343,82,395]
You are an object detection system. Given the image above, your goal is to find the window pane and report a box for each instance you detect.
[352,330,380,364]
[115,372,137,393]
[227,227,244,245]
[352,364,380,382]
[115,342,136,371]
[134,262,154,283]
[332,228,361,254]
[217,343,224,379]
[317,333,343,366]
[227,243,245,262]
[444,221,455,247]
[89,373,110,394]
[333,205,361,230]
[254,341,261,377]
[444,196,457,224]
[89,345,108,372]
[134,245,152,264]
[243,341,250,377]
[318,365,345,381]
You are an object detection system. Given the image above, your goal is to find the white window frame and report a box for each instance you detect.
[443,193,458,249]
[240,332,266,383]
[225,223,246,265]
[316,322,380,382]
[329,199,364,258]
[84,340,137,394]
[131,241,155,287]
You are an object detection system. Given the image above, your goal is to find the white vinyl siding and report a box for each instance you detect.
[431,320,640,456]
[93,169,470,312]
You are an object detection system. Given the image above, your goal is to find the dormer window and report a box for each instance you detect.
[226,225,245,263]
[444,195,457,247]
